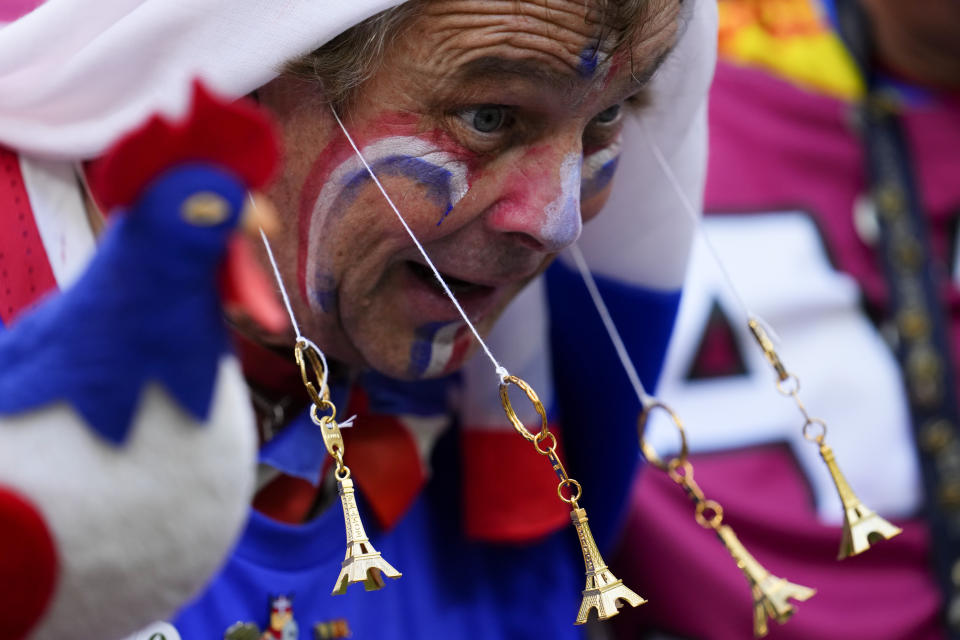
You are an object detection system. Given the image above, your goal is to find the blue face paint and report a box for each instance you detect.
[581,137,622,202]
[310,272,337,313]
[339,156,455,212]
[437,202,455,226]
[334,155,467,229]
[578,45,600,77]
[408,321,459,378]
[580,154,619,201]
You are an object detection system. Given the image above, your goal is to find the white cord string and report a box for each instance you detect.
[329,107,510,383]
[257,223,301,338]
[254,199,330,398]
[567,244,655,408]
[570,127,784,410]
[642,125,784,345]
[642,124,759,317]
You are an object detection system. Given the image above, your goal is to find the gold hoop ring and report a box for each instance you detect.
[295,340,330,408]
[695,499,724,529]
[533,430,557,456]
[776,373,800,396]
[638,401,689,471]
[802,417,828,443]
[557,479,582,504]
[499,375,549,443]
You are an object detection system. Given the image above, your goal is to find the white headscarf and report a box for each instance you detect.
[0,0,405,159]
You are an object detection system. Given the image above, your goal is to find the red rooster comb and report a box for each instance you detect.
[88,80,280,213]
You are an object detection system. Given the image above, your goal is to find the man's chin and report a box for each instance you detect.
[340,275,528,380]
[354,323,478,381]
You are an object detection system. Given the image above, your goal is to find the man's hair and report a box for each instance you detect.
[284,0,658,111]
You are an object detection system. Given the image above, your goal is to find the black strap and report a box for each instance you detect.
[834,0,960,633]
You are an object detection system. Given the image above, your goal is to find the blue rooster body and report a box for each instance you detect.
[0,165,244,442]
[0,163,259,639]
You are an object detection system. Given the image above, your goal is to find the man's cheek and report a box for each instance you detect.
[299,134,471,314]
[374,150,470,229]
[296,138,354,310]
[580,139,622,223]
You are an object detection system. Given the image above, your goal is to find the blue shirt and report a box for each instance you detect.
[173,427,585,639]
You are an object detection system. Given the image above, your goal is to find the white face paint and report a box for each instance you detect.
[411,321,471,378]
[582,137,622,186]
[541,152,583,249]
[304,136,470,312]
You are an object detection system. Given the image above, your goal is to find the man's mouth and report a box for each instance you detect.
[405,261,493,298]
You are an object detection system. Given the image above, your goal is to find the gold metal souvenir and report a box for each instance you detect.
[296,340,401,594]
[716,525,816,637]
[331,470,400,593]
[748,319,902,557]
[500,375,645,624]
[815,423,903,559]
[638,401,814,637]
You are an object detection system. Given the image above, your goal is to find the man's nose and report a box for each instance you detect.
[484,148,584,253]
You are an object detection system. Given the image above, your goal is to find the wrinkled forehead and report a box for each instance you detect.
[401,0,682,86]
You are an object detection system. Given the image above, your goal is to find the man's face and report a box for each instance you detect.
[258,0,680,379]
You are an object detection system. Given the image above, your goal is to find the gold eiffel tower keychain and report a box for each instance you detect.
[638,401,815,638]
[500,376,645,624]
[565,244,815,636]
[295,339,402,594]
[637,121,903,561]
[252,199,400,594]
[748,319,902,558]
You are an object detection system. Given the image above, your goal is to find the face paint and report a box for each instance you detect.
[540,152,583,249]
[311,272,337,313]
[578,44,600,77]
[303,136,470,313]
[581,136,622,202]
[578,40,614,78]
[408,321,472,378]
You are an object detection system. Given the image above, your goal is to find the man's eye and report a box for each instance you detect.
[592,104,622,125]
[463,106,508,133]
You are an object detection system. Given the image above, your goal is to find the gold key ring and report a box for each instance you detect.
[295,339,333,412]
[499,375,549,443]
[637,401,689,471]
